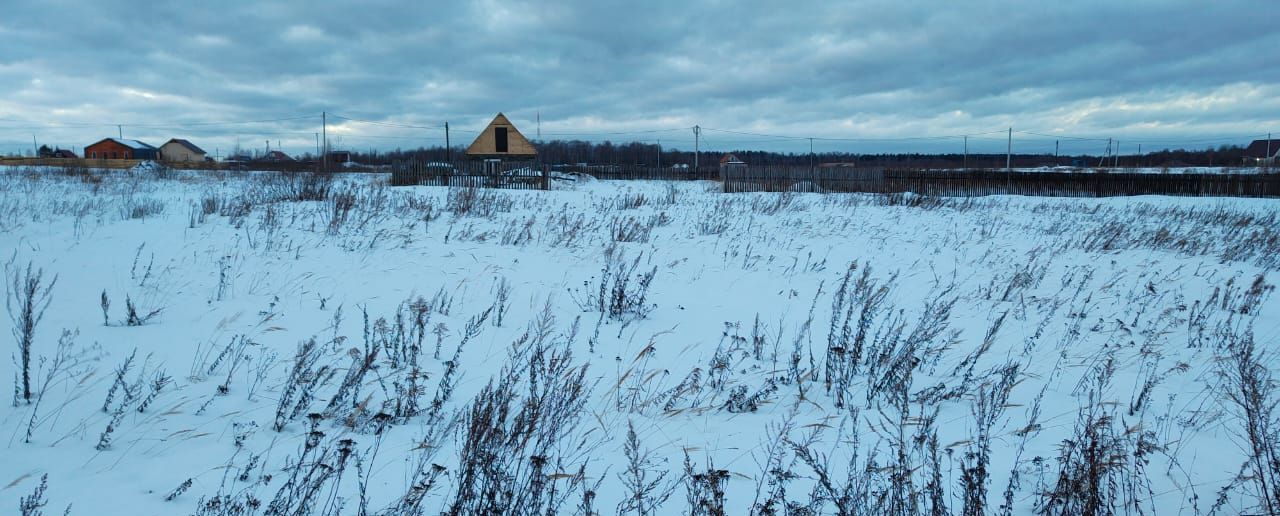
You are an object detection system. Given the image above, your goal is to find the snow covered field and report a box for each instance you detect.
[1,166,1278,515]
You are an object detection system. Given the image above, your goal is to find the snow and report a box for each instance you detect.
[0,167,1277,514]
[128,160,167,174]
[110,138,158,150]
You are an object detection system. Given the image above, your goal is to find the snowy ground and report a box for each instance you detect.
[1,167,1278,515]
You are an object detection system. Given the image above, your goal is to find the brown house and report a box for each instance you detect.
[325,150,351,165]
[464,113,537,161]
[719,153,746,175]
[1244,139,1280,165]
[84,138,159,160]
[261,150,294,162]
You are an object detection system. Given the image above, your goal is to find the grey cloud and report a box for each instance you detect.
[0,0,1277,156]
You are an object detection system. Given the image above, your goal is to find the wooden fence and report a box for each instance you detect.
[390,162,723,189]
[390,160,549,190]
[549,164,719,181]
[0,157,144,169]
[722,166,1280,198]
[0,157,330,172]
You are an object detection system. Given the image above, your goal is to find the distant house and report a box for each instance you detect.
[84,138,159,160]
[261,150,294,162]
[719,153,747,175]
[325,150,351,165]
[1244,139,1280,165]
[37,145,77,158]
[159,139,207,163]
[465,113,537,171]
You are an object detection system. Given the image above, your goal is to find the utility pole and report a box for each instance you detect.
[1114,140,1120,168]
[32,134,37,157]
[118,125,123,140]
[445,121,451,162]
[693,125,700,172]
[536,111,541,140]
[321,111,327,173]
[1005,127,1013,193]
[1055,140,1059,162]
[809,137,814,171]
[1099,138,1111,168]
[1005,127,1012,171]
[963,135,968,169]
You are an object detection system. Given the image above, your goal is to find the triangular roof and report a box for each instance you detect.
[162,138,206,155]
[1244,139,1280,158]
[720,153,745,165]
[465,113,537,159]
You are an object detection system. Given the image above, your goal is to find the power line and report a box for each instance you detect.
[0,114,318,128]
[1014,130,1270,145]
[539,127,688,137]
[1015,130,1109,141]
[700,126,1009,142]
[327,114,445,131]
[127,115,320,128]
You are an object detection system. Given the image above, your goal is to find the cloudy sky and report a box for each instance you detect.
[2,0,1278,157]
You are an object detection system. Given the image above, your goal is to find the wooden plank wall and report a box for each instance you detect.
[722,167,1280,198]
[390,160,549,190]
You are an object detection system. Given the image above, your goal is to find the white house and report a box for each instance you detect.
[160,138,208,163]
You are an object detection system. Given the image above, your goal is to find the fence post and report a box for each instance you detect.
[542,165,550,191]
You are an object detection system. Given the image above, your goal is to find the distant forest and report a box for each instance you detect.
[325,140,1250,169]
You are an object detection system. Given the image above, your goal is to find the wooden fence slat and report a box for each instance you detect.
[719,167,1280,198]
[387,160,1280,198]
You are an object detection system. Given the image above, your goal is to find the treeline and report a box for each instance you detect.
[339,140,1250,168]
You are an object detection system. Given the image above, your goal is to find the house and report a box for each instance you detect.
[465,113,537,171]
[84,138,159,160]
[159,139,207,163]
[37,145,77,158]
[325,150,351,165]
[261,150,294,162]
[719,153,747,175]
[1243,139,1280,165]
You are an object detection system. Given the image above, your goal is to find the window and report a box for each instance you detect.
[494,127,508,153]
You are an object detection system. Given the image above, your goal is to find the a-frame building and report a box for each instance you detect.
[464,113,537,161]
